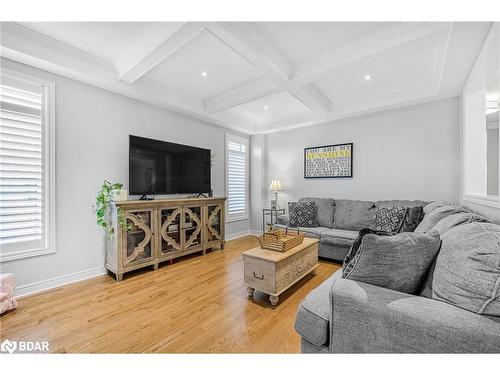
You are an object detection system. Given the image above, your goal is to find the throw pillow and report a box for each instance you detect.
[423,200,450,215]
[431,211,490,236]
[288,201,318,228]
[342,231,441,294]
[369,206,406,232]
[342,228,392,273]
[414,204,467,233]
[299,197,335,228]
[431,222,500,316]
[398,206,424,233]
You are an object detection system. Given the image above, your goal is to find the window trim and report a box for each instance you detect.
[225,133,249,223]
[0,68,56,262]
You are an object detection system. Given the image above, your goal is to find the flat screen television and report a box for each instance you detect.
[129,135,211,195]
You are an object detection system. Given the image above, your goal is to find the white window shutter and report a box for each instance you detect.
[226,134,248,221]
[0,70,55,261]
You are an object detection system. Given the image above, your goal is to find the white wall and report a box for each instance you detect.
[253,97,460,230]
[0,58,249,294]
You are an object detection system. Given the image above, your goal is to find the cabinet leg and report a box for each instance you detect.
[153,263,159,271]
[247,286,255,298]
[221,241,225,250]
[116,273,123,282]
[269,295,279,306]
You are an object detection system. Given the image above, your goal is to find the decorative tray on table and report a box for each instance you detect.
[258,229,305,252]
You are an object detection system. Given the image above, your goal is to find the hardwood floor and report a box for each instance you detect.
[0,236,340,353]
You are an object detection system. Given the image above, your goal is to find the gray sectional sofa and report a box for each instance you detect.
[275,197,428,262]
[294,200,500,353]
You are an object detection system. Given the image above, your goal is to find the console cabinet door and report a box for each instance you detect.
[183,205,203,250]
[159,207,183,257]
[206,203,224,247]
[122,209,155,266]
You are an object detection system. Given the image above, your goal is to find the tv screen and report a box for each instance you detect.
[129,135,211,195]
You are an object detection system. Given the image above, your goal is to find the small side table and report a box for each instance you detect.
[262,208,286,234]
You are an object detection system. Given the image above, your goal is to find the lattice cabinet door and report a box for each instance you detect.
[206,203,224,247]
[159,207,183,257]
[183,205,203,251]
[122,209,155,266]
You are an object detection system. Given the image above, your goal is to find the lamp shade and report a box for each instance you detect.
[269,179,283,191]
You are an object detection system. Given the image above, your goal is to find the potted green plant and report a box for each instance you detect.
[94,180,132,235]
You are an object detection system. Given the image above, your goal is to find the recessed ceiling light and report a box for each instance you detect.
[364,75,371,81]
[201,71,207,77]
[264,105,269,110]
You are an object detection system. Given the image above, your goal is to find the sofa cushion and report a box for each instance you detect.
[415,204,467,233]
[432,222,500,317]
[369,206,407,232]
[295,269,342,346]
[333,199,375,231]
[375,200,428,209]
[289,201,318,228]
[342,231,441,294]
[398,206,424,233]
[320,228,359,247]
[274,225,331,240]
[432,212,491,236]
[299,197,335,228]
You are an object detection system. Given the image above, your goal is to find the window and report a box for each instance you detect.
[225,134,248,222]
[0,69,55,262]
[462,24,500,208]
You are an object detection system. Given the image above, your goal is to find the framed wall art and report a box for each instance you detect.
[304,143,353,178]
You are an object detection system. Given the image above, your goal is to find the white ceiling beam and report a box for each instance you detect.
[117,22,205,83]
[204,22,332,115]
[292,22,453,85]
[0,22,256,135]
[205,77,280,113]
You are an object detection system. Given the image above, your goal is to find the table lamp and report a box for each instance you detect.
[269,179,283,209]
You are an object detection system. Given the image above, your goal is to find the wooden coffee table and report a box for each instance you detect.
[243,237,319,306]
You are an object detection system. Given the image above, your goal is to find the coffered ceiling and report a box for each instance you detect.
[0,22,492,134]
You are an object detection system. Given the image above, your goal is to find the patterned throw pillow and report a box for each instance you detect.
[369,206,406,233]
[288,201,318,228]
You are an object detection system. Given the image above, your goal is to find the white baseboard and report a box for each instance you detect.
[15,266,107,298]
[225,229,260,240]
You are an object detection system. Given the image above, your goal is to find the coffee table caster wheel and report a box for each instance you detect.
[247,286,255,298]
[269,295,279,306]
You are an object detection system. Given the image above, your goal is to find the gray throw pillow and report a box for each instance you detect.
[288,201,318,228]
[369,206,406,232]
[432,212,490,236]
[432,222,500,317]
[423,200,450,215]
[299,197,335,228]
[342,231,441,294]
[415,204,467,233]
[333,199,375,230]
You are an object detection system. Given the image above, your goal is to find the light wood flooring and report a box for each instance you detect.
[0,236,340,353]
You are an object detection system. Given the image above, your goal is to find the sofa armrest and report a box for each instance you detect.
[329,278,500,353]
